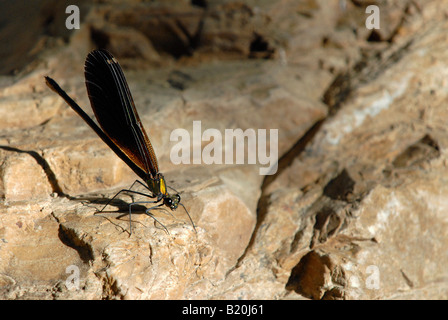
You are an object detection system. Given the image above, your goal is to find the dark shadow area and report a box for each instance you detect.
[323,169,355,201]
[57,224,94,263]
[0,0,88,75]
[0,145,66,197]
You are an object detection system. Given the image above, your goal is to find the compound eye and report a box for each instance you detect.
[165,198,172,206]
[176,194,181,202]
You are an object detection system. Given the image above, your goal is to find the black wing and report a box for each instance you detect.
[44,75,147,181]
[84,49,159,179]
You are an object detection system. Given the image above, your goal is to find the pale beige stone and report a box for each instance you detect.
[2,0,448,300]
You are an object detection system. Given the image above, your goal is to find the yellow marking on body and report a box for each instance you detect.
[160,177,167,195]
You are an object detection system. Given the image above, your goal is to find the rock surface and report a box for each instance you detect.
[1,0,448,299]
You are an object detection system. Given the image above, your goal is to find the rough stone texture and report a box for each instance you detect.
[1,0,448,299]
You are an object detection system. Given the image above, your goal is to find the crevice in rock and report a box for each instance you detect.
[263,120,326,194]
[386,1,422,43]
[235,63,355,263]
[249,32,275,59]
[91,6,207,60]
[279,37,419,297]
[0,145,68,198]
[234,119,325,269]
[233,68,347,267]
[191,0,207,8]
[312,207,343,243]
[57,223,95,263]
[322,73,352,114]
[285,250,345,300]
[323,169,355,201]
[167,70,194,90]
[323,37,415,113]
[400,269,415,288]
[234,27,417,285]
[354,38,415,88]
[392,134,440,169]
[92,248,129,300]
[97,269,125,300]
[382,133,441,188]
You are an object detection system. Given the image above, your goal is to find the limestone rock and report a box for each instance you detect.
[1,0,448,300]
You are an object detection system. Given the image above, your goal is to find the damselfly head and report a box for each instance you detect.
[164,194,181,210]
